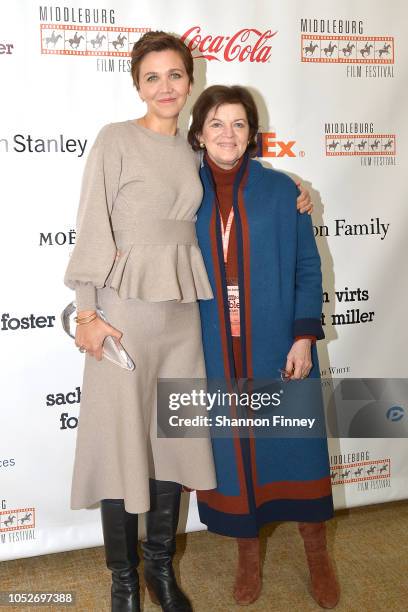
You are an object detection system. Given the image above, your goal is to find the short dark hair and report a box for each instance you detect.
[188,85,259,156]
[131,31,194,89]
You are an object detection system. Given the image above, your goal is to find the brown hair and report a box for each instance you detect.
[188,85,259,156]
[131,31,194,89]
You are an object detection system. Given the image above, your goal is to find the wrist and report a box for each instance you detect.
[75,311,98,326]
[295,335,316,345]
[76,310,96,317]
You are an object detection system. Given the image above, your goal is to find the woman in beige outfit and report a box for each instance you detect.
[65,31,312,612]
[64,33,216,612]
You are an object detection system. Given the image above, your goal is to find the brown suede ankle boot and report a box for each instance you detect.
[298,522,340,609]
[233,537,262,605]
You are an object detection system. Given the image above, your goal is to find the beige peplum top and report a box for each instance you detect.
[64,120,213,310]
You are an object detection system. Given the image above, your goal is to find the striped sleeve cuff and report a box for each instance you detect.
[293,318,325,340]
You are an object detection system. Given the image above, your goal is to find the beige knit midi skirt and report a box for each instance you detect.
[70,285,217,514]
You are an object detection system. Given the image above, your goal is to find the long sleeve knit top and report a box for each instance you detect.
[64,121,213,310]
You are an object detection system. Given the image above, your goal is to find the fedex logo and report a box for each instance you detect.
[257,132,297,158]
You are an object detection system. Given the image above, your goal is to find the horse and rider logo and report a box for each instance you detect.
[40,25,150,56]
[330,458,391,485]
[301,35,394,63]
[0,507,35,532]
[325,134,396,156]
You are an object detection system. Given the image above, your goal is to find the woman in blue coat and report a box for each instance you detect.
[188,85,340,609]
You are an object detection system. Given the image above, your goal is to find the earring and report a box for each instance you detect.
[199,142,205,149]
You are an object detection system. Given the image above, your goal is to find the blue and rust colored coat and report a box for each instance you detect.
[195,155,334,537]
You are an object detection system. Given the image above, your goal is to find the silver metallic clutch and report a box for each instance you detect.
[61,301,135,371]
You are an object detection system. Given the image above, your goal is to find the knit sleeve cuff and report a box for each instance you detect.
[75,284,97,312]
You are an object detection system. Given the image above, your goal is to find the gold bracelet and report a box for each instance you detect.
[75,312,96,323]
[76,314,97,325]
[76,313,97,323]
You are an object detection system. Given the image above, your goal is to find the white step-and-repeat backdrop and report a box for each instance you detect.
[1,0,407,561]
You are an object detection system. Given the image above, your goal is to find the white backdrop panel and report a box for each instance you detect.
[0,0,406,560]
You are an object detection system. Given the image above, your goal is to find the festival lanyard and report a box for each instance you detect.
[220,208,234,263]
[219,206,241,337]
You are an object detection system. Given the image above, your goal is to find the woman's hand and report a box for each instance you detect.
[284,338,312,380]
[296,183,313,215]
[75,310,123,361]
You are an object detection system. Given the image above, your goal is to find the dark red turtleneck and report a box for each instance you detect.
[206,154,245,376]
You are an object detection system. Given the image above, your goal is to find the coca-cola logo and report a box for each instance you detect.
[181,26,277,62]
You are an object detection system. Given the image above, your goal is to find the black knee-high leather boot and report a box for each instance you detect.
[142,480,192,612]
[100,499,140,612]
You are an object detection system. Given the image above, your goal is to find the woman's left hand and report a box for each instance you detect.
[296,183,313,215]
[284,338,312,379]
